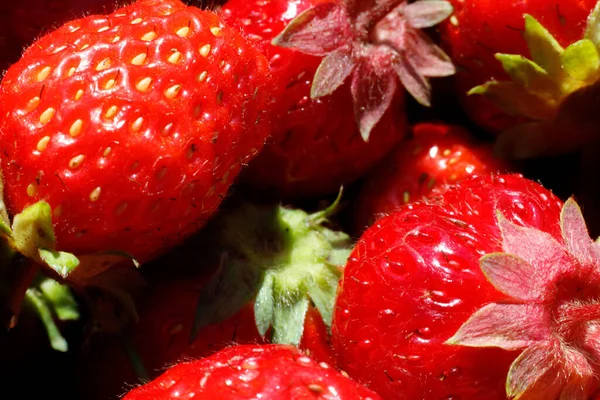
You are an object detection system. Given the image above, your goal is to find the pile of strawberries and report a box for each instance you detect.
[3,0,600,399]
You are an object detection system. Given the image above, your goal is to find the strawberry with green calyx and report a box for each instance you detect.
[441,0,600,158]
[0,0,271,285]
[192,191,352,347]
[273,0,455,140]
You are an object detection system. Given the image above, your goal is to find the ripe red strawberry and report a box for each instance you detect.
[440,0,599,158]
[333,174,600,399]
[122,344,382,399]
[220,0,455,197]
[354,122,509,231]
[0,0,271,282]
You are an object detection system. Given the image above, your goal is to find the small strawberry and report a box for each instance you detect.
[121,344,382,399]
[333,174,600,399]
[220,0,454,197]
[440,0,600,158]
[354,122,509,232]
[0,0,271,285]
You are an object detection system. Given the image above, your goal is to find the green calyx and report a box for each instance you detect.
[469,14,600,121]
[2,201,138,282]
[192,192,353,346]
[24,276,79,352]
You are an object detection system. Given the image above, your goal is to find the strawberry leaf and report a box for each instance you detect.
[38,249,80,279]
[192,252,262,340]
[255,272,275,337]
[24,288,69,352]
[11,202,56,260]
[193,200,351,346]
[561,40,600,82]
[506,343,564,398]
[560,197,599,266]
[497,213,571,278]
[480,253,543,301]
[494,54,557,97]
[404,0,454,28]
[352,54,399,140]
[405,30,455,77]
[469,82,555,120]
[38,278,79,321]
[524,14,564,79]
[272,2,351,56]
[446,303,547,350]
[272,296,310,345]
[585,1,600,47]
[311,46,354,99]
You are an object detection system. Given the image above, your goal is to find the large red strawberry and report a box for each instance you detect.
[354,122,509,232]
[122,344,382,399]
[0,0,271,285]
[440,0,599,158]
[333,174,600,399]
[220,0,455,197]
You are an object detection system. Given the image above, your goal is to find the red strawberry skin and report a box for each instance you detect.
[354,123,509,231]
[0,0,271,265]
[332,174,564,399]
[220,0,406,197]
[122,344,382,399]
[440,0,597,132]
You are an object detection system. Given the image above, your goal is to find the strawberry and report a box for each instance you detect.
[332,174,600,399]
[0,0,271,283]
[220,0,455,197]
[354,122,509,232]
[121,344,382,399]
[440,0,600,158]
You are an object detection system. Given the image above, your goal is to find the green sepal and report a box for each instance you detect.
[523,14,563,78]
[39,249,80,279]
[254,272,275,337]
[191,252,262,341]
[11,202,56,260]
[561,39,600,82]
[469,81,555,120]
[24,285,71,352]
[192,198,353,346]
[494,53,557,97]
[469,13,600,141]
[38,278,79,321]
[272,296,310,345]
[585,1,600,47]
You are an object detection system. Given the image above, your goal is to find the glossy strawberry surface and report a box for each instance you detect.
[220,0,406,197]
[122,344,381,399]
[0,0,271,266]
[333,174,565,399]
[355,123,508,232]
